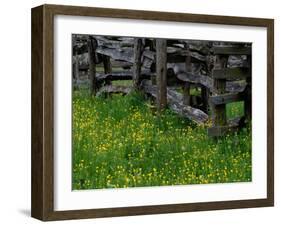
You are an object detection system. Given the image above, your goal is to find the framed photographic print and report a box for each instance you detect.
[31,4,274,221]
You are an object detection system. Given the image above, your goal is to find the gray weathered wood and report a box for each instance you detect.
[96,36,134,48]
[74,60,141,71]
[212,46,251,55]
[177,72,213,90]
[78,63,89,72]
[225,80,246,93]
[102,55,112,85]
[207,124,238,137]
[211,55,228,128]
[244,56,252,119]
[212,67,251,80]
[103,55,112,74]
[184,40,211,55]
[142,57,154,69]
[143,50,155,60]
[97,72,133,82]
[183,45,191,105]
[168,62,201,75]
[96,71,152,82]
[177,72,200,83]
[87,36,98,95]
[96,85,132,96]
[201,85,209,112]
[244,83,251,119]
[228,55,250,68]
[133,38,143,89]
[167,51,206,63]
[141,80,208,124]
[96,46,134,63]
[111,60,132,68]
[156,39,167,111]
[96,46,153,69]
[73,50,80,89]
[168,97,208,123]
[209,92,244,105]
[211,82,226,126]
[190,51,206,62]
[183,82,191,105]
[207,117,245,137]
[176,71,246,94]
[73,44,88,55]
[76,37,134,51]
[74,50,80,81]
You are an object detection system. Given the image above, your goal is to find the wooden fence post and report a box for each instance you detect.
[244,55,252,120]
[103,55,112,74]
[103,55,112,86]
[87,36,98,95]
[183,44,191,106]
[211,55,228,127]
[156,39,167,111]
[151,39,157,85]
[201,85,209,112]
[72,35,79,89]
[183,83,191,106]
[133,38,143,89]
[74,49,80,88]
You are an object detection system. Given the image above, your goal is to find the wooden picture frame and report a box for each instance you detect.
[31,4,274,221]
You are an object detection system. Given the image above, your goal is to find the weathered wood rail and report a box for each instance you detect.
[141,80,208,124]
[72,34,252,137]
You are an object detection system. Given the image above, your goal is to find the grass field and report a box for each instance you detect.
[72,90,252,190]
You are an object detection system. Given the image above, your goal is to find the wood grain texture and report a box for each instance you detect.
[32,4,55,221]
[156,39,167,111]
[209,92,244,105]
[87,36,98,95]
[31,4,274,221]
[31,5,44,220]
[44,198,273,221]
[183,46,191,106]
[212,67,251,80]
[43,4,272,27]
[133,38,143,89]
[212,46,252,55]
[211,55,227,128]
[267,19,274,206]
[183,82,191,106]
[142,80,208,123]
[102,55,112,74]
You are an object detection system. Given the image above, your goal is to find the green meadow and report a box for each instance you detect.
[72,89,251,190]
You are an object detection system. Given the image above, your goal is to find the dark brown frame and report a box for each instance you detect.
[31,4,274,221]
